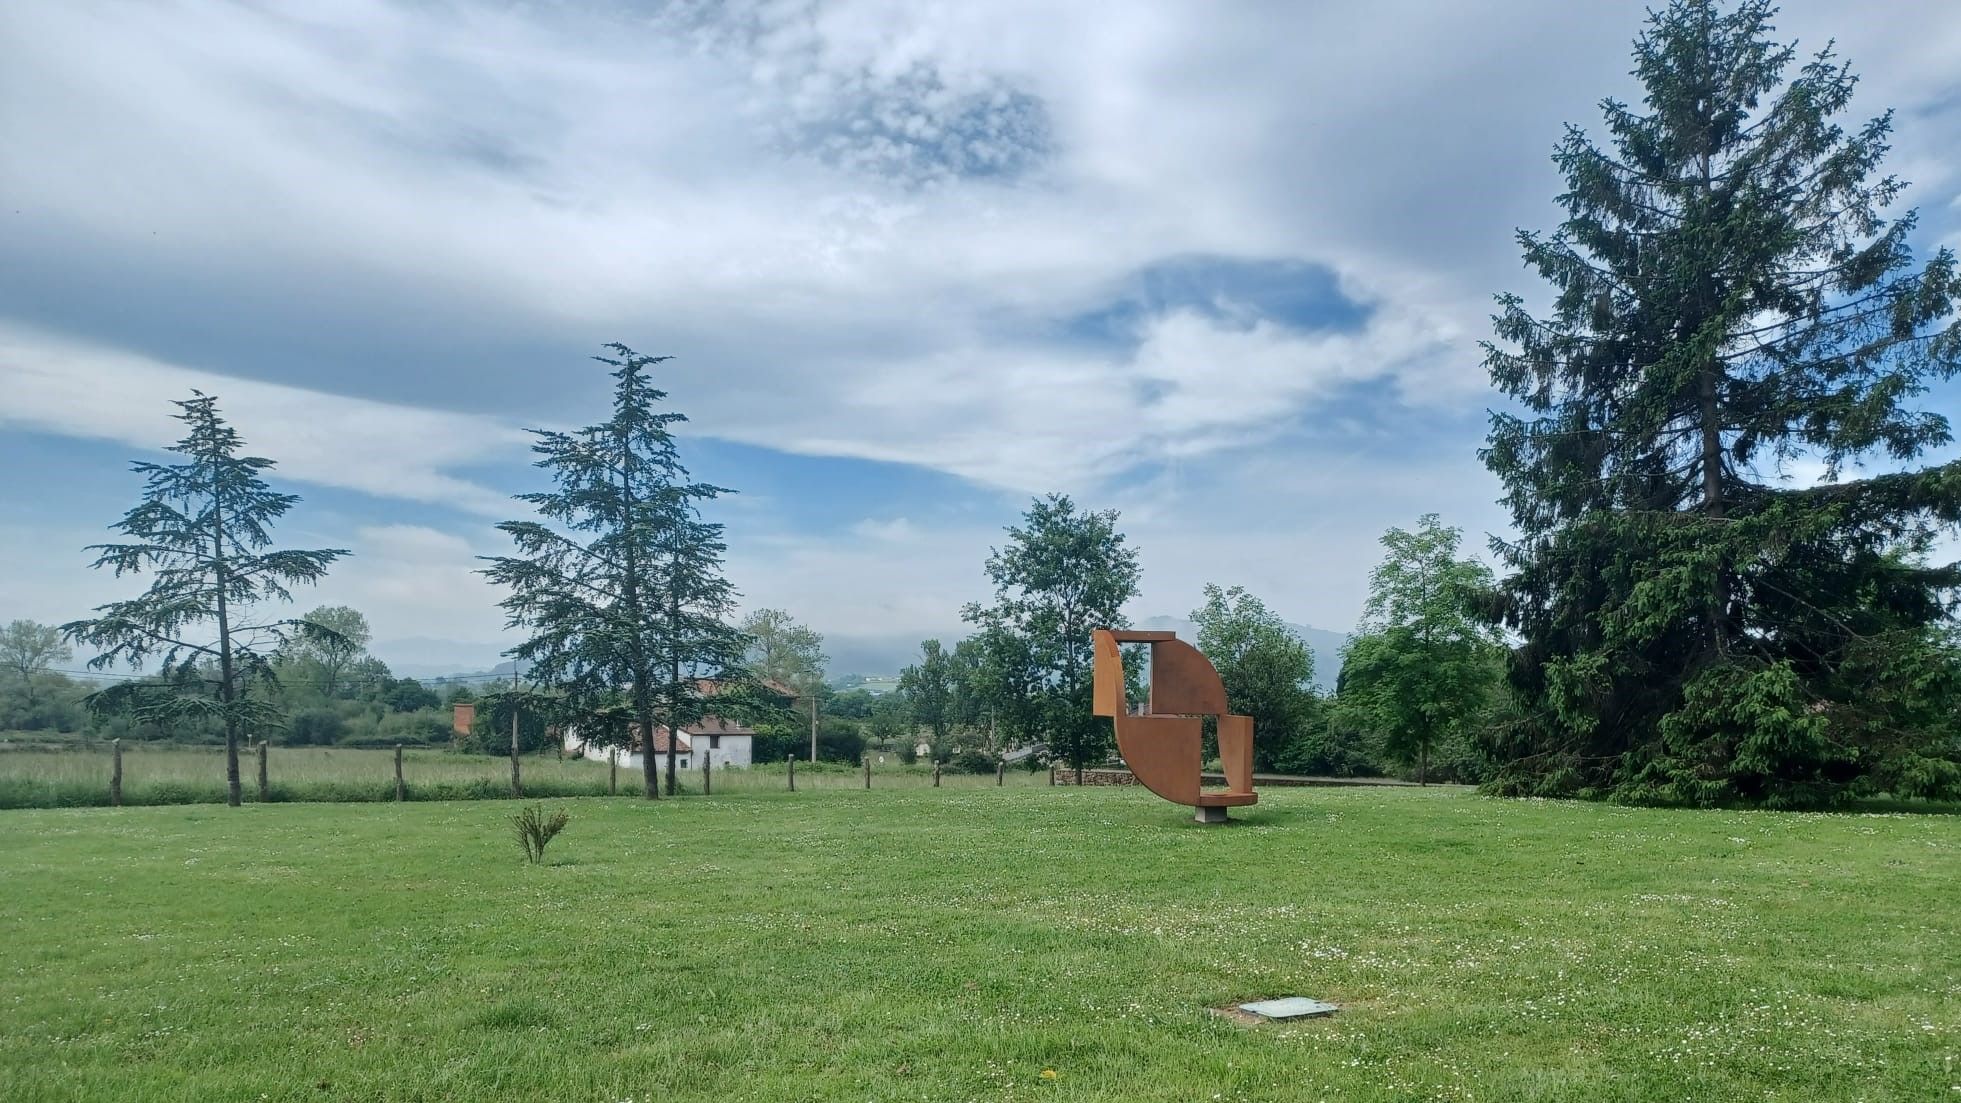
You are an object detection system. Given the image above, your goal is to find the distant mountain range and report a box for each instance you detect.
[382,619,1353,694]
[826,616,1350,694]
[1132,615,1347,694]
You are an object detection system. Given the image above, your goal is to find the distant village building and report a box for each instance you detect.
[857,675,902,696]
[564,716,754,772]
[560,678,779,770]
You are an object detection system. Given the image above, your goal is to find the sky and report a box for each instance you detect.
[3,0,1959,676]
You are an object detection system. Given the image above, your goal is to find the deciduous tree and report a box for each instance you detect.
[962,494,1141,782]
[1,620,71,708]
[899,639,955,759]
[1190,585,1322,773]
[286,605,371,698]
[1339,517,1501,785]
[740,608,828,761]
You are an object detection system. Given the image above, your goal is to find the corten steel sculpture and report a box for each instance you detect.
[1092,629,1256,823]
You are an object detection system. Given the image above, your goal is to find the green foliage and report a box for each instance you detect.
[815,717,866,765]
[1,621,73,710]
[0,671,90,734]
[59,392,348,806]
[962,494,1141,776]
[285,707,346,747]
[1190,584,1323,772]
[867,693,911,750]
[825,688,876,720]
[457,689,557,756]
[898,639,955,755]
[483,345,750,798]
[740,608,827,697]
[946,747,997,774]
[512,803,570,863]
[284,605,371,698]
[1337,516,1504,784]
[375,708,454,746]
[1480,2,1961,807]
[378,677,441,713]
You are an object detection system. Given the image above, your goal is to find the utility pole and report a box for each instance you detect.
[807,687,820,765]
[509,663,522,798]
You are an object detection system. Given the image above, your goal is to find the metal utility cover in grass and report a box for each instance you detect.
[1237,997,1338,1020]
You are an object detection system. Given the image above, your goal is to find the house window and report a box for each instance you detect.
[709,735,721,749]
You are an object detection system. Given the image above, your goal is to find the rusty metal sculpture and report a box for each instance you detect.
[1092,629,1256,823]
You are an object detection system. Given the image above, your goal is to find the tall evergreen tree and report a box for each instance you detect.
[63,393,348,806]
[483,345,748,799]
[1482,1,1961,806]
[962,494,1141,782]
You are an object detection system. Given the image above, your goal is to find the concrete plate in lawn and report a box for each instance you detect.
[1237,997,1338,1021]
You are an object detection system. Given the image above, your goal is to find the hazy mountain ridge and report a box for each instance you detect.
[1133,615,1347,694]
[383,620,1352,694]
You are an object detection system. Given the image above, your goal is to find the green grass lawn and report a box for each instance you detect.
[2,787,1955,1101]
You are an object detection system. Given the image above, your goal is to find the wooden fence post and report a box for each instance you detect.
[110,739,123,807]
[394,744,406,802]
[863,756,871,789]
[997,760,1005,786]
[609,748,618,796]
[1049,762,1057,786]
[257,740,269,802]
[787,754,795,792]
[703,755,712,796]
[933,762,941,787]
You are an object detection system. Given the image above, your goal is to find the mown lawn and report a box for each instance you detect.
[1,786,1955,1101]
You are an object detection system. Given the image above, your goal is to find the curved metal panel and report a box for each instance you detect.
[1092,629,1125,717]
[1113,714,1203,805]
[1148,638,1228,716]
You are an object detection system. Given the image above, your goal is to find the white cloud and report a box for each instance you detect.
[1,0,1956,662]
[0,324,524,515]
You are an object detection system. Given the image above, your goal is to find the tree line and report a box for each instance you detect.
[17,0,1960,808]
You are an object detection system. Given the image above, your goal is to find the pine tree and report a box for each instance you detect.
[482,345,748,799]
[63,393,348,806]
[1482,0,1961,806]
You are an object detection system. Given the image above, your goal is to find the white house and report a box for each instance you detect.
[563,715,756,772]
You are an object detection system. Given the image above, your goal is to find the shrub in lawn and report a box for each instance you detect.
[513,803,569,864]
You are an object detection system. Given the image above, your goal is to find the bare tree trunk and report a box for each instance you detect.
[635,668,659,800]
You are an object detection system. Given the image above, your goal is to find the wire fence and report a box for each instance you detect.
[0,741,1057,809]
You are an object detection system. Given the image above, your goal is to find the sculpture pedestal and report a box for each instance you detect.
[1194,805,1229,824]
